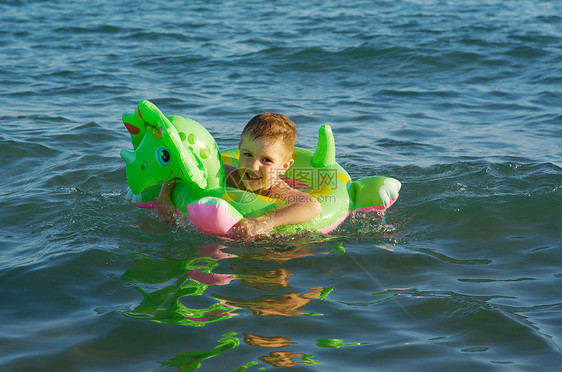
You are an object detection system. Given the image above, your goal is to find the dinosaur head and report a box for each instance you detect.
[120,100,225,195]
[120,126,182,194]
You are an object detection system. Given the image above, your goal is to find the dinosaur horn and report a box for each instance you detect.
[122,106,146,150]
[120,149,136,165]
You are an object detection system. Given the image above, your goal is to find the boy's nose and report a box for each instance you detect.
[251,160,260,171]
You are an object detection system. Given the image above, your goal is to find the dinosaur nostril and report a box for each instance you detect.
[140,161,147,171]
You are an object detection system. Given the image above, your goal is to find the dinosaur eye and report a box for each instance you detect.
[156,146,172,166]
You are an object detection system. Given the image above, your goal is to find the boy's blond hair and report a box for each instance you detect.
[242,113,297,158]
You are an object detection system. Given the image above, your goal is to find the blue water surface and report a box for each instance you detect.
[1,0,561,371]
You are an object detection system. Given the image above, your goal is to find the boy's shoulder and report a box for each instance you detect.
[224,164,240,183]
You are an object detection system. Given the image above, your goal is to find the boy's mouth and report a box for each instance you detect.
[244,172,262,182]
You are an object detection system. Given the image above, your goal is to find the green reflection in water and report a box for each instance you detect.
[317,338,370,348]
[332,242,346,254]
[159,331,327,371]
[122,242,342,370]
[158,332,257,371]
[121,244,240,327]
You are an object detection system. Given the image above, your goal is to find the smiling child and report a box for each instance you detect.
[157,112,322,239]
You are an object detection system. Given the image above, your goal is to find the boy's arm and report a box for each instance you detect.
[233,187,322,239]
[156,178,179,224]
[267,187,322,227]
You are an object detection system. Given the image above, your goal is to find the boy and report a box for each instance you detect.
[157,113,322,239]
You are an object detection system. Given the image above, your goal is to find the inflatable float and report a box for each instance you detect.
[120,100,401,237]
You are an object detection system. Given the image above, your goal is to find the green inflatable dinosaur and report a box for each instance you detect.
[120,100,400,237]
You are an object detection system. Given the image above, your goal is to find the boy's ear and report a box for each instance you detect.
[279,158,294,175]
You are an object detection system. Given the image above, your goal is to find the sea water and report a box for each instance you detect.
[1,0,561,370]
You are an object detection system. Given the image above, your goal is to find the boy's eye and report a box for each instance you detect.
[262,158,272,163]
[242,152,252,158]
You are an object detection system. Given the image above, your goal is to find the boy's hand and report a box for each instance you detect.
[156,194,176,224]
[156,179,179,224]
[232,215,274,240]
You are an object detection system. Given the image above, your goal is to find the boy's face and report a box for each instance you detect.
[238,135,294,193]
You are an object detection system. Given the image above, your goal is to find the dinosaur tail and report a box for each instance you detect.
[349,176,401,213]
